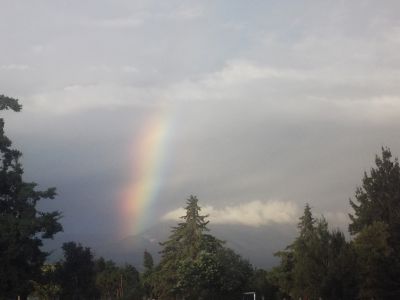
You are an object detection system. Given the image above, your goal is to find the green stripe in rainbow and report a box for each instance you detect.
[120,107,174,237]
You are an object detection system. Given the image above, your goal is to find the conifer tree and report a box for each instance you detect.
[143,249,154,271]
[349,147,400,245]
[274,204,357,300]
[349,148,400,298]
[155,195,251,300]
[0,95,62,298]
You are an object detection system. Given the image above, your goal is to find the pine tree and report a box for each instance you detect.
[155,196,219,299]
[143,249,154,271]
[0,95,62,298]
[349,147,400,246]
[155,195,251,300]
[349,148,400,298]
[275,204,357,300]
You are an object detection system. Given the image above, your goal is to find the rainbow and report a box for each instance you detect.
[119,106,175,237]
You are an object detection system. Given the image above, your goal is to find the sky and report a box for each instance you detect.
[1,0,400,241]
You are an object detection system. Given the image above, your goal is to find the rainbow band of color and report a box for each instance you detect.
[120,107,174,236]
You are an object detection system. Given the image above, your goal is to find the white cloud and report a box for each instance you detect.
[323,211,350,229]
[162,201,352,231]
[162,200,300,227]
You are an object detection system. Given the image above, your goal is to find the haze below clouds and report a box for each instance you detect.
[1,0,400,242]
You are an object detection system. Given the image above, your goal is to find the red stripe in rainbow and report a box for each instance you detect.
[119,107,173,237]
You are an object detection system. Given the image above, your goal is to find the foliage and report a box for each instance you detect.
[58,242,97,299]
[153,195,252,299]
[353,221,394,299]
[142,250,155,299]
[143,249,154,271]
[274,204,358,300]
[349,148,400,299]
[0,95,62,299]
[31,264,62,300]
[96,260,141,300]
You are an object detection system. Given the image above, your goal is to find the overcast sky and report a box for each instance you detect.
[2,0,400,239]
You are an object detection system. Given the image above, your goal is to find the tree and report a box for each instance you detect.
[58,242,97,299]
[349,148,400,242]
[349,147,400,298]
[291,205,326,299]
[155,195,219,299]
[321,230,358,300]
[143,249,154,271]
[31,264,62,300]
[154,195,252,299]
[142,250,155,299]
[274,204,358,300]
[0,95,62,299]
[247,269,282,300]
[353,221,393,299]
[96,260,141,300]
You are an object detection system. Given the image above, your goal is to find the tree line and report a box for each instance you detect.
[1,95,400,299]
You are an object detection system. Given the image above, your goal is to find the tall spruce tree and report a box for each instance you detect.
[349,147,400,298]
[274,204,357,300]
[0,95,62,299]
[155,195,221,299]
[155,195,252,300]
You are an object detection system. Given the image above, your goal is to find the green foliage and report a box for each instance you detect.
[349,148,400,298]
[271,248,294,297]
[274,205,358,300]
[31,264,62,300]
[142,250,155,299]
[96,260,141,300]
[246,269,282,300]
[143,249,154,271]
[153,195,252,299]
[58,242,97,299]
[349,148,400,240]
[0,95,62,298]
[353,221,397,299]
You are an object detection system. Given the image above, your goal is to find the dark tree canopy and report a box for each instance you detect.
[0,95,62,299]
[58,242,97,299]
[349,148,400,299]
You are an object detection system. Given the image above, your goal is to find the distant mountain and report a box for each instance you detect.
[44,222,297,270]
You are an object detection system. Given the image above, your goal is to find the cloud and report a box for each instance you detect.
[172,5,203,20]
[23,58,400,121]
[121,65,138,73]
[87,17,144,29]
[323,211,350,230]
[0,64,29,71]
[82,4,203,30]
[162,200,300,227]
[162,201,352,230]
